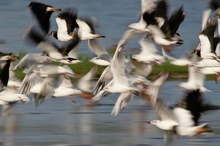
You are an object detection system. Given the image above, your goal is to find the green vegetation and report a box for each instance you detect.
[13,52,215,81]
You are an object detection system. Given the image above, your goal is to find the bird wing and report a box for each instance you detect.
[148,72,169,104]
[111,92,133,116]
[56,7,78,34]
[117,29,144,49]
[139,36,158,54]
[12,53,48,71]
[78,66,97,93]
[154,98,177,122]
[173,107,194,127]
[33,74,61,106]
[88,38,108,56]
[110,47,129,85]
[167,6,185,36]
[92,66,113,95]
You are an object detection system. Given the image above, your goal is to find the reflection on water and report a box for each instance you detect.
[0,82,218,145]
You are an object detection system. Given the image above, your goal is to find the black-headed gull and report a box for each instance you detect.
[49,7,78,41]
[148,98,212,144]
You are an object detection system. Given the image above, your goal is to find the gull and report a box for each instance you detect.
[178,54,209,92]
[28,2,61,34]
[30,73,81,106]
[132,36,165,64]
[76,17,105,40]
[201,0,220,31]
[0,53,19,91]
[199,18,220,60]
[177,89,220,126]
[148,98,212,144]
[133,62,153,78]
[103,47,139,93]
[88,38,112,66]
[140,72,169,105]
[19,62,74,96]
[49,7,78,41]
[116,29,146,50]
[26,26,81,64]
[91,66,112,102]
[0,87,29,115]
[128,0,157,31]
[143,3,185,49]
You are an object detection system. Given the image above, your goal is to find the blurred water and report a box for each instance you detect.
[0,81,219,145]
[0,0,211,57]
[0,0,220,146]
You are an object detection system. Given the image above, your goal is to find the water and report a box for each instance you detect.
[0,0,219,145]
[0,81,219,146]
[0,0,211,56]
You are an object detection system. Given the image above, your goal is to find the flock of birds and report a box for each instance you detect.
[1,0,220,144]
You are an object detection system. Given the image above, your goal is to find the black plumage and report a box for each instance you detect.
[28,2,61,34]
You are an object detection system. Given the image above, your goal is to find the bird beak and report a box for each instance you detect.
[47,7,61,12]
[146,121,151,124]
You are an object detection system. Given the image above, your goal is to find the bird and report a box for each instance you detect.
[0,53,19,91]
[178,54,209,92]
[49,7,79,41]
[103,47,139,94]
[30,73,81,106]
[177,89,220,126]
[88,38,112,66]
[132,36,166,64]
[76,17,105,40]
[143,1,185,50]
[148,98,212,144]
[28,1,61,34]
[0,87,29,115]
[18,62,74,96]
[25,26,81,64]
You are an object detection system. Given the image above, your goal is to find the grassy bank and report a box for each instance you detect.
[13,53,215,81]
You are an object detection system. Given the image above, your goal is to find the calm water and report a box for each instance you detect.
[0,0,219,146]
[0,81,219,146]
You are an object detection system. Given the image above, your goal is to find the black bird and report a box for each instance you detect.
[143,1,185,50]
[0,53,18,91]
[49,7,79,41]
[28,2,61,34]
[177,89,220,126]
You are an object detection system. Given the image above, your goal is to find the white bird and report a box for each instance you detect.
[0,87,29,115]
[148,98,212,144]
[49,7,78,41]
[88,38,112,66]
[178,55,209,92]
[128,0,157,31]
[104,47,139,93]
[76,18,105,40]
[132,36,165,64]
[30,73,80,106]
